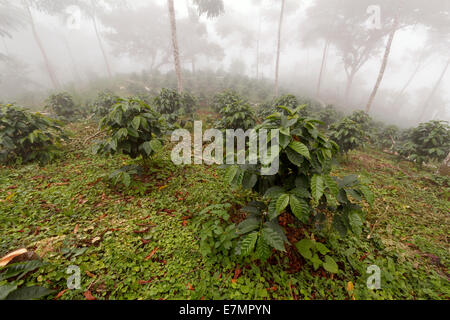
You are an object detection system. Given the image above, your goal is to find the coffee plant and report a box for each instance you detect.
[225,106,373,263]
[315,105,344,130]
[153,88,183,124]
[397,120,450,165]
[376,125,400,151]
[0,260,53,300]
[212,90,241,113]
[93,98,166,163]
[0,104,66,165]
[92,91,120,119]
[329,118,365,154]
[45,92,78,121]
[215,92,256,130]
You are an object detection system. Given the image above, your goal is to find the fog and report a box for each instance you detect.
[1,0,449,127]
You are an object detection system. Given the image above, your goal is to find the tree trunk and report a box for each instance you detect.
[392,49,426,108]
[344,73,355,103]
[90,0,112,79]
[316,39,330,97]
[256,15,261,80]
[62,36,82,83]
[2,37,9,56]
[419,58,450,122]
[365,25,397,113]
[25,2,59,90]
[274,0,285,97]
[167,0,183,93]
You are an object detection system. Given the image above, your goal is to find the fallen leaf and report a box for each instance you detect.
[187,283,194,290]
[0,248,28,267]
[145,247,158,261]
[55,289,68,300]
[84,290,97,300]
[73,224,79,234]
[85,271,96,278]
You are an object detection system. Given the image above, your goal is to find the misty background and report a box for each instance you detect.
[0,0,449,128]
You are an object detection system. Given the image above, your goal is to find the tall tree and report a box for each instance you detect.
[167,0,224,93]
[418,58,450,122]
[274,0,285,97]
[167,0,183,93]
[89,0,112,78]
[24,0,60,89]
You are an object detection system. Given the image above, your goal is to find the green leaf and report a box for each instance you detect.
[150,139,162,152]
[295,239,314,260]
[311,174,324,202]
[239,232,258,256]
[285,147,304,167]
[255,236,272,261]
[289,195,309,223]
[323,175,339,197]
[236,217,260,235]
[359,185,374,207]
[349,211,363,235]
[0,284,18,300]
[275,194,290,214]
[323,256,339,274]
[264,186,285,199]
[225,166,239,185]
[141,141,152,156]
[262,226,286,252]
[288,141,310,159]
[315,242,330,255]
[242,172,258,190]
[131,116,141,130]
[5,286,54,300]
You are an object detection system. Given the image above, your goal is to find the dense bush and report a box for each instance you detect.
[213,91,256,130]
[315,105,344,130]
[225,105,373,264]
[92,91,120,119]
[45,92,78,121]
[376,125,400,151]
[0,104,65,165]
[94,98,166,162]
[397,120,450,165]
[329,118,365,154]
[153,88,183,124]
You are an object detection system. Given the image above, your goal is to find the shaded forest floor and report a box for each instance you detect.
[1,121,449,300]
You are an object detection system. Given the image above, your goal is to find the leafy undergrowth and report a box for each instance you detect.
[0,123,448,300]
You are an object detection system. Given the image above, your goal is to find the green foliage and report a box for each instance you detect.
[397,120,450,165]
[212,90,240,113]
[315,105,344,129]
[45,92,78,121]
[214,91,256,130]
[0,104,65,165]
[92,91,120,119]
[376,125,400,151]
[94,97,166,160]
[295,239,338,273]
[0,261,53,300]
[329,118,366,154]
[153,88,183,124]
[226,105,373,260]
[193,0,225,18]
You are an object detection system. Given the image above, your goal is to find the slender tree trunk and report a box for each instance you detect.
[191,58,196,74]
[316,39,330,97]
[366,25,397,113]
[256,15,261,80]
[90,0,112,79]
[344,73,355,104]
[62,36,82,83]
[167,0,183,93]
[274,0,285,97]
[419,58,450,122]
[25,2,59,90]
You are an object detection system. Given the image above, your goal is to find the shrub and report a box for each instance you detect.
[92,91,120,119]
[315,105,344,130]
[216,94,256,130]
[225,105,373,263]
[397,120,450,165]
[376,125,400,151]
[212,90,241,113]
[153,88,183,124]
[45,92,78,121]
[0,104,65,165]
[329,118,365,154]
[93,98,166,162]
